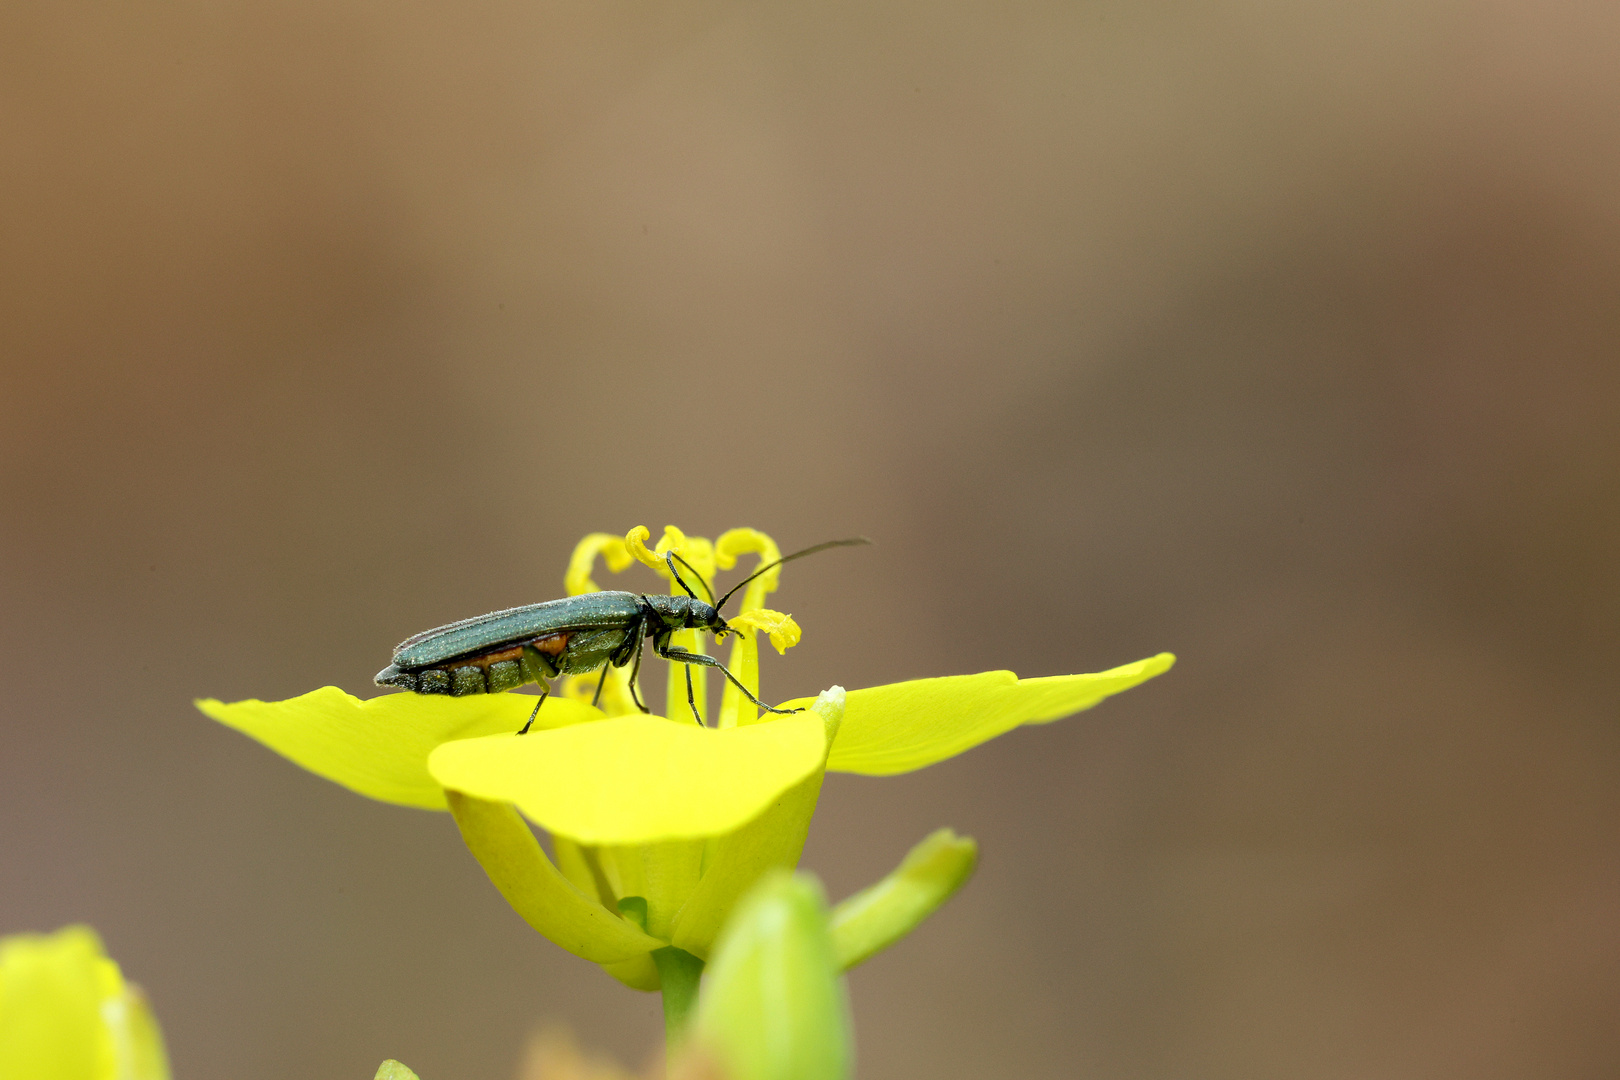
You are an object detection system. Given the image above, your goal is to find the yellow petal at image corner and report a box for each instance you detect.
[791,653,1176,776]
[0,925,171,1080]
[428,713,828,844]
[196,687,605,810]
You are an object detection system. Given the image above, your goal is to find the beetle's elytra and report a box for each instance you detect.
[375,538,869,730]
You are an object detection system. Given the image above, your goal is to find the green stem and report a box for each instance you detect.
[653,946,705,1048]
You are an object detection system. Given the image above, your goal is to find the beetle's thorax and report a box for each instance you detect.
[642,592,723,632]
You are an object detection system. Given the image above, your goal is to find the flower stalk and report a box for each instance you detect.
[652,947,705,1046]
[693,871,852,1080]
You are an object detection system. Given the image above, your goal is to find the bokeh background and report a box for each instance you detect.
[4,1,1619,1077]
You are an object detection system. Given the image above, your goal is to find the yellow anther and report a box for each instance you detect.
[715,528,783,602]
[565,533,634,596]
[727,609,802,654]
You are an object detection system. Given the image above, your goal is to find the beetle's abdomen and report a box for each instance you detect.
[390,592,643,669]
[550,627,634,675]
[376,634,571,696]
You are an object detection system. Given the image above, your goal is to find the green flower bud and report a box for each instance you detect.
[830,828,978,970]
[692,872,850,1080]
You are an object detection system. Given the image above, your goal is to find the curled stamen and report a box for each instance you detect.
[566,533,635,596]
[626,525,717,591]
[712,529,785,730]
[715,528,784,606]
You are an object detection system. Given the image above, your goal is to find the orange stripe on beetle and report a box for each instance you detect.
[530,632,570,657]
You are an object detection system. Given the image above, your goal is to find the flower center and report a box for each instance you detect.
[560,526,800,727]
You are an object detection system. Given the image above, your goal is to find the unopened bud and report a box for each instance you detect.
[692,872,850,1080]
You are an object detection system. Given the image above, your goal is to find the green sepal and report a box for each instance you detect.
[601,952,661,992]
[829,829,977,970]
[552,835,610,905]
[616,896,649,930]
[600,895,662,990]
[445,792,664,964]
[693,872,851,1080]
[608,841,704,939]
[373,1062,420,1080]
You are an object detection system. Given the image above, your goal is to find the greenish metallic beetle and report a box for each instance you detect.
[375,539,867,731]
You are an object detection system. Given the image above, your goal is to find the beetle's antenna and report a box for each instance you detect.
[666,551,716,605]
[714,537,873,613]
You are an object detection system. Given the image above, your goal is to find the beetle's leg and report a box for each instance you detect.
[517,685,549,735]
[591,662,610,708]
[627,650,648,713]
[661,646,804,716]
[665,553,699,601]
[626,620,651,713]
[665,552,716,604]
[682,665,702,726]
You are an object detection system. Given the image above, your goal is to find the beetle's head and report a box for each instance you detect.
[686,601,729,635]
[648,593,718,629]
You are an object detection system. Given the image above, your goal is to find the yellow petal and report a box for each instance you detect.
[725,609,801,655]
[670,688,845,959]
[197,688,603,810]
[564,533,635,596]
[799,653,1175,776]
[109,983,170,1080]
[446,793,664,964]
[0,925,170,1080]
[559,665,641,719]
[669,769,825,960]
[428,714,828,844]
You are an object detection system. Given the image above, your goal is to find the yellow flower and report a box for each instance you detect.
[0,926,170,1080]
[197,527,1173,998]
[449,871,852,1080]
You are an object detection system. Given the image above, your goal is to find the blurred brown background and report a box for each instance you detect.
[3,1,1618,1077]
